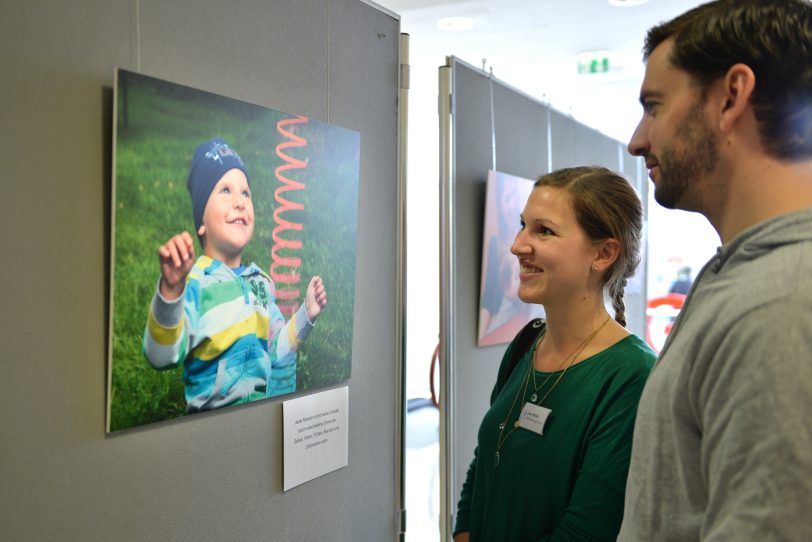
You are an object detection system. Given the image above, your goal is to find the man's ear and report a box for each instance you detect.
[593,238,620,274]
[718,63,756,133]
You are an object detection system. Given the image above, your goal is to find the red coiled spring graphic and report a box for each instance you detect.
[271,116,308,317]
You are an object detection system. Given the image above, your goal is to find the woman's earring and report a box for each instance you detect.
[592,266,598,272]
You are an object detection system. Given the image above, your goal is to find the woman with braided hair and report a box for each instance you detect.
[454,166,655,541]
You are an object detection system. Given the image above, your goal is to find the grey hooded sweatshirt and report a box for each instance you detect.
[619,207,812,541]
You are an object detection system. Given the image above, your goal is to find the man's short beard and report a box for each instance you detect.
[653,102,718,210]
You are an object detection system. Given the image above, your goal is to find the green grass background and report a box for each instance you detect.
[109,71,359,432]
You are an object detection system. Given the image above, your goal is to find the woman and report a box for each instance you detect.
[454,166,656,541]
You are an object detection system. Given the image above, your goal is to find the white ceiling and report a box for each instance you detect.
[374,0,704,141]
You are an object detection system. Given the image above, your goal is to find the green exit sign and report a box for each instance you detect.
[577,52,611,74]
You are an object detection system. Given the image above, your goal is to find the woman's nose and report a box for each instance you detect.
[510,232,527,255]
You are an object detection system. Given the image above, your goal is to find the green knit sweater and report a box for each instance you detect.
[454,331,655,541]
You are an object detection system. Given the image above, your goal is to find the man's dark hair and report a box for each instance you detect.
[644,0,812,160]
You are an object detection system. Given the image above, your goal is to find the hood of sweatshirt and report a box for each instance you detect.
[706,206,812,275]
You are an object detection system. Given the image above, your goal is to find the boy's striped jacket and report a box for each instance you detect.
[143,255,313,411]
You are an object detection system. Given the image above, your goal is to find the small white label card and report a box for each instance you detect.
[517,402,552,435]
[283,385,349,491]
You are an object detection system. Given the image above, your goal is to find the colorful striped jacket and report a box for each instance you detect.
[143,255,313,411]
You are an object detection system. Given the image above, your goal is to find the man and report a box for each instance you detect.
[618,1,812,540]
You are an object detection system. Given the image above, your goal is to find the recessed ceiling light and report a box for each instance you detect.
[436,16,476,32]
[608,0,650,6]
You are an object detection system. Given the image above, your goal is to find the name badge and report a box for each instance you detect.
[517,402,552,436]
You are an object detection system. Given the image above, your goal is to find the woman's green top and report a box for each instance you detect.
[454,329,655,541]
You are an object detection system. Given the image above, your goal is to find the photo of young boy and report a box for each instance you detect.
[107,70,360,432]
[144,139,327,412]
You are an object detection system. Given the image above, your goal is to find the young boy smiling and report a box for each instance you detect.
[143,138,327,412]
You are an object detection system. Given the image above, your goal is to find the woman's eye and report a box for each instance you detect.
[519,220,526,230]
[220,187,231,194]
[242,190,251,198]
[539,227,554,236]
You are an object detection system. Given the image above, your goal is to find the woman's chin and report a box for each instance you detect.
[516,288,542,305]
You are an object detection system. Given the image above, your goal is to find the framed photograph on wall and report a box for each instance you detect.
[477,170,544,346]
[107,69,360,432]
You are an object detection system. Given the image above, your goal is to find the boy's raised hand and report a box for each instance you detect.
[305,276,328,322]
[158,232,195,300]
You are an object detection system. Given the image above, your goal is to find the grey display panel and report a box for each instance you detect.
[0,1,400,540]
[440,57,647,538]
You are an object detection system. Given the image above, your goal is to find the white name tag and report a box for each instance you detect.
[517,402,552,436]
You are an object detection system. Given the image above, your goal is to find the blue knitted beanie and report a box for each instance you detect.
[186,138,250,237]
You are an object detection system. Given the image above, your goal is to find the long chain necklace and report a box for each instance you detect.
[493,362,533,466]
[493,315,611,467]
